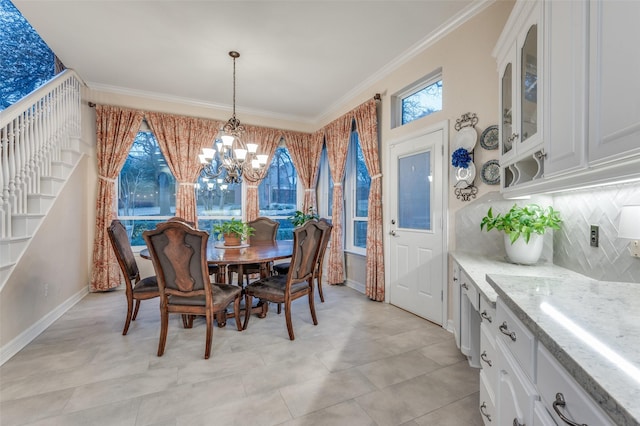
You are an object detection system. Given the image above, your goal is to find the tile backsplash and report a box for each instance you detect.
[455,181,640,283]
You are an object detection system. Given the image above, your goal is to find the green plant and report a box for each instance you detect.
[212,218,255,240]
[289,207,319,227]
[480,203,561,244]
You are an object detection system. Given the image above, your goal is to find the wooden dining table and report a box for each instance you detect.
[139,239,293,326]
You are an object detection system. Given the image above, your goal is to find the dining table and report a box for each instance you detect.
[139,239,294,326]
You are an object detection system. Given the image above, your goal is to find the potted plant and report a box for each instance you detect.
[212,218,255,246]
[480,203,562,264]
[289,207,319,227]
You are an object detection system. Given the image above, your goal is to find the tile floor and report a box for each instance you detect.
[0,284,482,426]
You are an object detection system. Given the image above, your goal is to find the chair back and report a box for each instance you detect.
[107,219,139,285]
[143,221,211,301]
[316,218,333,270]
[248,217,279,243]
[167,217,196,228]
[288,220,325,284]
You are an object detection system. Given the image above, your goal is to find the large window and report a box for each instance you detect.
[345,131,371,253]
[118,131,176,246]
[258,145,298,239]
[195,174,242,239]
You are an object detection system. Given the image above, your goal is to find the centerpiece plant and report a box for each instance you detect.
[212,218,254,246]
[480,203,561,264]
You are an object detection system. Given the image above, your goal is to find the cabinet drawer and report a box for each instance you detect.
[497,337,538,426]
[537,345,615,426]
[461,270,479,310]
[480,322,498,394]
[480,295,496,326]
[479,370,496,426]
[496,299,536,381]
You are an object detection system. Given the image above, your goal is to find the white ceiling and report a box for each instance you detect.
[14,0,482,124]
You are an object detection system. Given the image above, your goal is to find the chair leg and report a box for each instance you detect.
[243,293,253,330]
[277,303,282,314]
[123,295,134,336]
[158,308,168,357]
[228,270,234,285]
[309,286,318,326]
[317,269,325,303]
[132,299,142,320]
[285,300,295,340]
[204,310,213,359]
[233,294,242,331]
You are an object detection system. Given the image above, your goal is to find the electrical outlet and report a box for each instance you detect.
[630,240,640,258]
[590,225,599,247]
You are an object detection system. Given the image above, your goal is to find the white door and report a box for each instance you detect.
[388,128,445,324]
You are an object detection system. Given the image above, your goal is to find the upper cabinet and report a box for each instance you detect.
[494,1,544,189]
[495,0,640,196]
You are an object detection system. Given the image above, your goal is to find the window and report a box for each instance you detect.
[195,174,242,238]
[345,131,371,253]
[317,145,334,220]
[118,131,176,246]
[392,68,443,128]
[258,145,298,240]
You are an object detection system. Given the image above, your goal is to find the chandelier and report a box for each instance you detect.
[199,51,268,183]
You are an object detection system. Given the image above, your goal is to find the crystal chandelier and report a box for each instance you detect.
[199,51,268,183]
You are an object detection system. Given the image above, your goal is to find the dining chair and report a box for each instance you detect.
[227,216,279,286]
[243,220,326,340]
[167,217,220,277]
[274,218,333,304]
[107,219,160,335]
[143,220,242,359]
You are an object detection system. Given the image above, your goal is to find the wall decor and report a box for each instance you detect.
[452,112,479,201]
[480,159,500,185]
[480,125,499,150]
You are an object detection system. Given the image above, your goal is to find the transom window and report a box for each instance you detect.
[393,68,443,128]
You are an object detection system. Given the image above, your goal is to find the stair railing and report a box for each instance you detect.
[0,70,82,239]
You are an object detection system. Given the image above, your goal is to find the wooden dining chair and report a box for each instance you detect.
[227,216,279,286]
[167,217,220,277]
[243,220,326,340]
[107,219,160,335]
[143,220,242,359]
[274,218,333,304]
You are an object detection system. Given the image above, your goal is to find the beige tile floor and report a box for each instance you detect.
[0,283,482,426]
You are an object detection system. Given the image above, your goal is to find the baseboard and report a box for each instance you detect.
[446,319,455,333]
[0,286,88,366]
[345,278,365,294]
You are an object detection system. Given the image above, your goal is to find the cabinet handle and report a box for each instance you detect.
[512,419,524,426]
[508,133,520,143]
[453,276,458,282]
[553,393,588,426]
[499,321,517,341]
[481,310,493,323]
[461,282,469,290]
[480,351,492,367]
[480,402,492,422]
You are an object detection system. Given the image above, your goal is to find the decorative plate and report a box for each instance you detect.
[455,162,476,187]
[454,126,477,151]
[480,125,499,150]
[480,159,500,185]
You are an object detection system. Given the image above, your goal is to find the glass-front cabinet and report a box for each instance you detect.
[494,1,543,189]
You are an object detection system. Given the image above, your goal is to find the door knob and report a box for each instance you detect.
[389,230,397,236]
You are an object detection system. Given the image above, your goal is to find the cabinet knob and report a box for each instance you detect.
[481,310,493,323]
[553,393,588,426]
[461,282,469,290]
[499,321,517,341]
[481,351,492,367]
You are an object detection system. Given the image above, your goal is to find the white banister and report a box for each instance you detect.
[0,70,82,239]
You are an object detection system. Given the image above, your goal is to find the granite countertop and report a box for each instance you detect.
[450,251,640,425]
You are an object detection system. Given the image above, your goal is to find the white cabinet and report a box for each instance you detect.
[497,337,538,426]
[460,269,481,368]
[494,1,544,189]
[588,0,640,165]
[543,0,589,177]
[452,261,461,349]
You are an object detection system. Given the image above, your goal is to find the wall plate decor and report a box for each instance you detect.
[480,159,500,185]
[480,125,499,150]
[454,127,477,151]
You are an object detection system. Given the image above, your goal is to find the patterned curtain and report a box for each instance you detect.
[325,115,353,285]
[242,126,282,221]
[354,99,384,301]
[286,130,323,214]
[145,112,219,226]
[90,105,144,292]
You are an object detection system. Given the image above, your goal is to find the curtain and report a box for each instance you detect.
[242,126,282,221]
[90,105,144,292]
[145,112,219,226]
[354,99,384,301]
[324,115,352,285]
[286,130,323,214]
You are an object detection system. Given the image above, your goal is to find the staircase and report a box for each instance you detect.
[0,70,85,291]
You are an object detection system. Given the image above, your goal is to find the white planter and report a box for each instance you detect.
[504,233,543,265]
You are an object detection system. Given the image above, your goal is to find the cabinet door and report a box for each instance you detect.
[452,261,461,349]
[543,0,588,177]
[500,53,516,161]
[497,338,537,426]
[589,0,640,165]
[518,22,540,151]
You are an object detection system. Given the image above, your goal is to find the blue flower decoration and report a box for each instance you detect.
[451,148,472,169]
